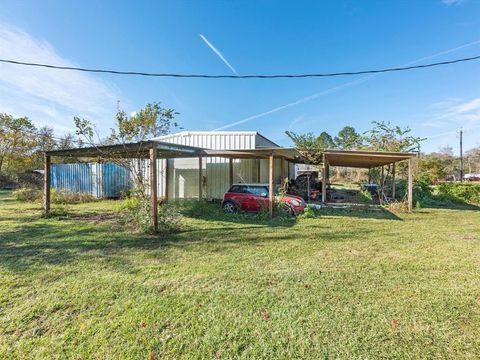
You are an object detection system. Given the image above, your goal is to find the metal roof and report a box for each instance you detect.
[45,140,202,159]
[45,141,302,161]
[322,149,416,168]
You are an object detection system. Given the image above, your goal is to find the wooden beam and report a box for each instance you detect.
[268,153,274,219]
[229,158,234,186]
[408,157,413,212]
[392,163,396,200]
[149,147,158,232]
[43,154,51,216]
[198,156,203,201]
[322,153,327,202]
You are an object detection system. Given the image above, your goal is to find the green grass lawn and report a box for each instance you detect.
[0,190,479,359]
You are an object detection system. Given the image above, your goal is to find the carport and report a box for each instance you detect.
[320,149,416,211]
[43,141,303,231]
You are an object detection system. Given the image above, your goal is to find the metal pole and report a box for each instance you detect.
[43,154,51,216]
[149,147,158,232]
[408,158,413,212]
[268,153,274,219]
[198,156,203,200]
[460,129,463,182]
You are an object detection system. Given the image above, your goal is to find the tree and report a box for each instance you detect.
[285,131,335,164]
[317,131,336,149]
[105,102,178,144]
[439,145,454,157]
[0,114,37,178]
[334,126,362,150]
[74,102,179,195]
[363,121,424,153]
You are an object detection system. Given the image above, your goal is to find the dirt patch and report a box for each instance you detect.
[63,213,119,224]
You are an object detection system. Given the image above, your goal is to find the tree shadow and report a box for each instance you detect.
[317,207,402,221]
[0,213,375,273]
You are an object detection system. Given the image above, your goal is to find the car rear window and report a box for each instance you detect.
[228,185,246,193]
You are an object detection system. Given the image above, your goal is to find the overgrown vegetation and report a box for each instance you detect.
[395,179,480,208]
[436,182,480,206]
[120,195,182,233]
[12,188,98,204]
[2,190,479,358]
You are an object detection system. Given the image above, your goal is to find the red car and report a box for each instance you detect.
[222,184,306,216]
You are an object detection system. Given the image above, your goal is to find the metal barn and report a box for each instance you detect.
[151,131,295,200]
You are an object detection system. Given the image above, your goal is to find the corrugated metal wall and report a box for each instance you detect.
[158,132,257,150]
[51,163,130,198]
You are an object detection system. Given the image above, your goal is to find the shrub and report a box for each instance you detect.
[301,205,318,218]
[436,183,480,206]
[358,189,373,205]
[120,195,182,233]
[50,189,97,204]
[396,178,434,205]
[12,188,42,202]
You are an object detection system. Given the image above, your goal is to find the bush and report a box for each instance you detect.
[301,205,319,218]
[13,188,102,204]
[120,195,182,233]
[358,189,373,205]
[396,178,434,205]
[50,189,98,204]
[12,188,42,202]
[436,183,480,206]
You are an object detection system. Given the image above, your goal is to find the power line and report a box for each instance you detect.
[1,55,480,79]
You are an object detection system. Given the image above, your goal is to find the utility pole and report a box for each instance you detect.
[460,128,463,182]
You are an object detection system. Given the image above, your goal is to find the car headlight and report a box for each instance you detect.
[291,199,301,206]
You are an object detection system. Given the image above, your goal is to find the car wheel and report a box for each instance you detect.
[280,203,295,217]
[222,201,237,214]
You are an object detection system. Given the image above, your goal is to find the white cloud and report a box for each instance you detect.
[422,97,480,153]
[0,23,122,135]
[199,34,239,75]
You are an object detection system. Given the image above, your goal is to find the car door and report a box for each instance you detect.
[245,186,269,212]
[228,185,249,211]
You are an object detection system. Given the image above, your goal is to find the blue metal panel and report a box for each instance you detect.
[51,162,130,198]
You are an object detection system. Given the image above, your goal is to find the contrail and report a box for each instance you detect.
[199,34,238,75]
[427,124,480,140]
[213,39,480,131]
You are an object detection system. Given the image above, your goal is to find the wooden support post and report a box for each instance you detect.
[268,153,274,219]
[149,148,158,232]
[164,159,169,202]
[322,153,327,202]
[392,163,396,200]
[229,158,234,186]
[257,159,261,183]
[381,165,385,203]
[198,156,203,201]
[43,153,51,216]
[408,157,413,212]
[280,157,285,183]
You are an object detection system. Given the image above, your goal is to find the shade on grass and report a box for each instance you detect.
[0,190,479,359]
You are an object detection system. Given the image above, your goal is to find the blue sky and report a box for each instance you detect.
[1,0,479,153]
